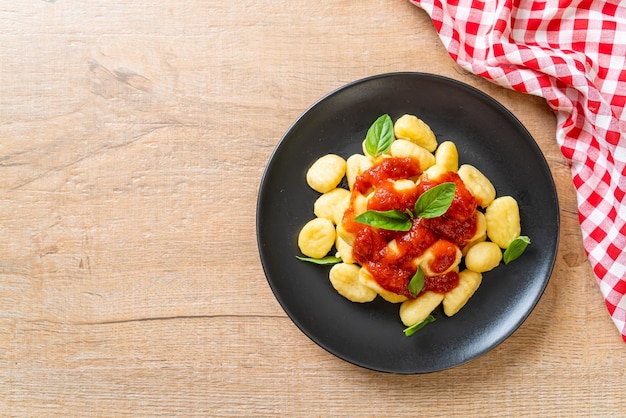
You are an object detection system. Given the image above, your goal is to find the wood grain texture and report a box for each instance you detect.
[1,0,624,416]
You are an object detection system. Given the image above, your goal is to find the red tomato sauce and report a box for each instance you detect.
[354,157,421,194]
[424,271,460,293]
[368,180,420,213]
[417,171,478,247]
[343,158,477,298]
[426,240,460,274]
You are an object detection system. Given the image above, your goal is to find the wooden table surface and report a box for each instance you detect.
[2,1,625,416]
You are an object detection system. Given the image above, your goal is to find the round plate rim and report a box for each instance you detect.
[256,72,559,374]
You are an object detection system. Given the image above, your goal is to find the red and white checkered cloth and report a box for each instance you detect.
[409,0,626,342]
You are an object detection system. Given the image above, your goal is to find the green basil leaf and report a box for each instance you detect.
[408,266,425,298]
[503,236,531,264]
[414,182,456,218]
[354,209,412,231]
[296,255,342,265]
[364,114,394,157]
[403,315,436,337]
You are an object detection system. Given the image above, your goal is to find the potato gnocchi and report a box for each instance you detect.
[298,114,529,336]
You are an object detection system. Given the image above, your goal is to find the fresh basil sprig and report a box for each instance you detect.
[296,255,342,265]
[414,182,456,218]
[408,266,425,298]
[503,236,531,264]
[403,315,436,337]
[354,209,412,231]
[354,183,456,231]
[364,114,394,157]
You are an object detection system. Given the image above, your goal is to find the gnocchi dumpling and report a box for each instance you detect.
[346,154,373,190]
[422,164,449,181]
[314,188,351,225]
[399,291,444,327]
[443,269,482,316]
[359,267,407,303]
[462,211,487,256]
[393,179,416,192]
[329,263,377,303]
[485,196,521,249]
[336,221,355,247]
[297,217,336,259]
[465,241,502,273]
[351,192,369,217]
[457,164,496,207]
[306,154,347,193]
[434,141,459,172]
[393,114,438,152]
[335,234,354,264]
[390,139,435,171]
[472,211,487,241]
[414,240,462,276]
[361,140,390,162]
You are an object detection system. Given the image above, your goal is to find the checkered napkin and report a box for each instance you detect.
[409,0,626,342]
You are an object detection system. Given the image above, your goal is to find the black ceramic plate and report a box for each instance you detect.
[256,73,559,374]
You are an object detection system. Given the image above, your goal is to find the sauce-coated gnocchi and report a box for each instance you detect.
[390,139,436,171]
[297,114,529,336]
[457,164,496,207]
